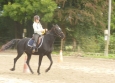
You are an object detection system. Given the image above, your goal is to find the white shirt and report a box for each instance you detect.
[33,22,43,35]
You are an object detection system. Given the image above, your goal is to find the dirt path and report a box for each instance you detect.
[0,50,115,83]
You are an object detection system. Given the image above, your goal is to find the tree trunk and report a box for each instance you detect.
[14,21,23,38]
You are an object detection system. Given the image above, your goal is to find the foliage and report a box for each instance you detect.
[0,0,57,38]
[54,0,108,37]
[111,0,115,33]
[109,33,115,53]
[76,36,104,52]
[53,0,108,53]
[1,0,115,54]
[0,16,15,46]
[3,0,57,23]
[0,16,15,37]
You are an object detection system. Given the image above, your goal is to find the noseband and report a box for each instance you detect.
[53,27,63,37]
[47,27,63,38]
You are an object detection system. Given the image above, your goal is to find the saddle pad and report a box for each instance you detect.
[27,37,44,48]
[27,39,35,47]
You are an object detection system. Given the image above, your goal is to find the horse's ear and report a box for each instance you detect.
[52,24,55,27]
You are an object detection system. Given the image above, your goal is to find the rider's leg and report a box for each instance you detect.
[34,33,40,44]
[32,33,40,53]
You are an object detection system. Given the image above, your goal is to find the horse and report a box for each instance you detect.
[0,24,65,75]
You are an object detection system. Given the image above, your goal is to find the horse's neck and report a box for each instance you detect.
[48,34,55,44]
[45,31,56,46]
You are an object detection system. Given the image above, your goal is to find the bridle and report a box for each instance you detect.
[46,26,64,38]
[53,27,64,38]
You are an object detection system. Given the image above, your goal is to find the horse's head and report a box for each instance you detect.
[52,24,65,39]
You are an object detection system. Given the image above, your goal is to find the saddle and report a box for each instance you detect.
[28,36,44,48]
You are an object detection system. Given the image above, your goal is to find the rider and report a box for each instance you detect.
[32,15,45,52]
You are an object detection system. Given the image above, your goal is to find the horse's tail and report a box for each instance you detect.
[0,39,21,52]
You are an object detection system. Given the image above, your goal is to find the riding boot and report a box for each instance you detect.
[32,42,38,53]
[32,33,40,53]
[35,47,38,52]
[32,47,38,52]
[32,46,35,53]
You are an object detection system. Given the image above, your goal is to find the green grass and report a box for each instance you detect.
[83,53,115,59]
[52,51,115,59]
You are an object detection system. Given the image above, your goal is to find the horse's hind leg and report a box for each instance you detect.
[26,53,34,74]
[10,51,23,71]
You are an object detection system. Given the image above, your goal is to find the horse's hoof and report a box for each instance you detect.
[10,68,15,71]
[31,72,34,74]
[45,69,49,72]
[38,73,40,75]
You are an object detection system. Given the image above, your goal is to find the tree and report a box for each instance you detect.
[3,0,57,22]
[111,0,115,34]
[2,0,57,38]
[54,0,108,36]
[0,0,16,40]
[53,0,108,52]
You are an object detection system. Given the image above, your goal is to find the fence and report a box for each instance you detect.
[53,38,115,56]
[0,37,115,56]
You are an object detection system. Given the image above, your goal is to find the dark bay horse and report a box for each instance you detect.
[0,24,65,75]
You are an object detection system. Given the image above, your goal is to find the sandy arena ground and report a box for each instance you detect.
[0,50,115,83]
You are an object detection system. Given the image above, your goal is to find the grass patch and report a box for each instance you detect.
[52,51,115,59]
[84,53,115,59]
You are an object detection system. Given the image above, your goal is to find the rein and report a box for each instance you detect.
[47,27,63,37]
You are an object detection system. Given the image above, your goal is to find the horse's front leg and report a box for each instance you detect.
[37,55,43,75]
[45,54,53,72]
[26,54,34,74]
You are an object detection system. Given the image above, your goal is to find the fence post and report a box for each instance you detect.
[104,30,109,57]
[22,29,27,38]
